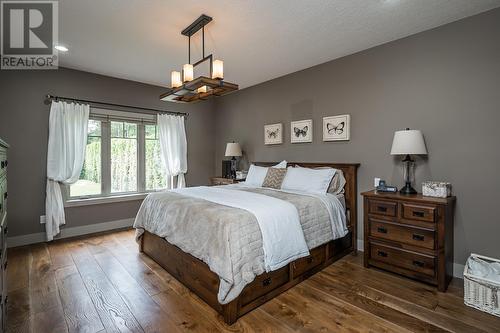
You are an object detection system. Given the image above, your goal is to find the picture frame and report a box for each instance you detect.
[264,123,283,145]
[323,114,350,141]
[291,119,313,143]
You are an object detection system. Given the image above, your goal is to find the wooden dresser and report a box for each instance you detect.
[0,139,8,332]
[210,177,245,186]
[362,190,455,291]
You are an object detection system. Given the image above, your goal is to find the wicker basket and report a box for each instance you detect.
[463,254,500,317]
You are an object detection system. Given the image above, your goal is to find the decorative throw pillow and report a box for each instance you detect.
[262,168,287,189]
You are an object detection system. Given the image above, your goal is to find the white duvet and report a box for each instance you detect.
[172,186,310,271]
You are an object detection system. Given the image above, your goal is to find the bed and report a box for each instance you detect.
[135,162,359,324]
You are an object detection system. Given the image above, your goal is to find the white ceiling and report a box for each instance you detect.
[58,0,500,90]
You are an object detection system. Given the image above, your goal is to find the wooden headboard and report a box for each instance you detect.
[254,162,360,252]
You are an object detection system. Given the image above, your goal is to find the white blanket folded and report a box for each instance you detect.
[172,186,310,271]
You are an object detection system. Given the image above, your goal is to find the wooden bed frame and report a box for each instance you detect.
[140,162,359,325]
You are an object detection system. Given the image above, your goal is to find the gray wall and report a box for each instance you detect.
[214,8,500,265]
[0,68,215,237]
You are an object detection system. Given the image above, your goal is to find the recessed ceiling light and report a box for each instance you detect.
[55,45,68,52]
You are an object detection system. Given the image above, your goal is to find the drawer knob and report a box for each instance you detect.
[377,227,388,234]
[413,260,424,267]
[412,211,425,218]
[307,257,314,264]
[412,234,425,241]
[262,277,272,287]
[377,206,388,212]
[377,251,388,258]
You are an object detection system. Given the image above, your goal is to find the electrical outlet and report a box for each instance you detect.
[40,215,46,224]
[374,178,381,187]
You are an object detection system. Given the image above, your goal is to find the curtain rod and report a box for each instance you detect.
[45,94,189,117]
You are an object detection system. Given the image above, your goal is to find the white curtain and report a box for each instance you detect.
[158,114,187,189]
[45,101,89,241]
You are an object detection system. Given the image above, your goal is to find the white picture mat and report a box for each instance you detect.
[264,123,283,145]
[323,114,350,141]
[291,119,313,143]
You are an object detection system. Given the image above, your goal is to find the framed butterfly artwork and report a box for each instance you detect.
[291,119,313,143]
[323,115,350,141]
[264,123,283,145]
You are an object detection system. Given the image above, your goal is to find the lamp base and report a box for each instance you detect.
[400,182,417,195]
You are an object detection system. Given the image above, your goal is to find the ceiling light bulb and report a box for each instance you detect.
[183,64,194,82]
[212,60,223,79]
[55,45,68,52]
[171,71,182,88]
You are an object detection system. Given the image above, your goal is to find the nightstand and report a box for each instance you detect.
[361,190,455,291]
[210,177,245,186]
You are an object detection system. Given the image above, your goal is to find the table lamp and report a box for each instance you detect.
[225,142,242,179]
[390,128,427,194]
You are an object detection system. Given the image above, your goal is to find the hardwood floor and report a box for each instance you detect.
[6,229,500,332]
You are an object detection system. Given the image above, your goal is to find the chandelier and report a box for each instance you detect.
[160,15,239,103]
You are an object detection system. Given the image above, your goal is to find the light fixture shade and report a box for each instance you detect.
[212,59,223,79]
[196,85,208,93]
[183,64,194,82]
[390,129,428,155]
[171,71,182,88]
[225,142,242,157]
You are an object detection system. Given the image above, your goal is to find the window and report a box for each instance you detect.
[145,125,167,190]
[70,120,102,197]
[111,121,137,193]
[69,110,167,199]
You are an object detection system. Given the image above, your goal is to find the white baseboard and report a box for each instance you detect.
[8,218,134,248]
[356,239,464,279]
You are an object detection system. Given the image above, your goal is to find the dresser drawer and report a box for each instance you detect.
[368,199,397,217]
[292,246,325,278]
[402,203,436,223]
[240,265,289,305]
[369,219,435,250]
[370,242,436,277]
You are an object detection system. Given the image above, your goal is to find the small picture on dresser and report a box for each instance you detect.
[291,119,313,143]
[323,114,350,141]
[264,123,283,145]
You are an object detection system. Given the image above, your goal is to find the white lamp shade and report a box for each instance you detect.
[212,59,224,79]
[225,142,242,157]
[171,71,182,88]
[390,129,428,155]
[183,64,194,82]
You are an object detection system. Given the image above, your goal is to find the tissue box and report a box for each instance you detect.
[422,181,452,198]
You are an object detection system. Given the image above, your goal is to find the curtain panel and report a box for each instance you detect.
[158,114,187,189]
[45,101,89,241]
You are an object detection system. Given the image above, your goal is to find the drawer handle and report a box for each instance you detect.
[412,234,425,241]
[262,277,272,287]
[377,206,388,213]
[307,257,314,264]
[412,211,425,218]
[413,260,424,267]
[377,227,388,234]
[377,251,388,258]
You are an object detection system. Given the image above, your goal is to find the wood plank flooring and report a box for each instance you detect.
[6,229,500,332]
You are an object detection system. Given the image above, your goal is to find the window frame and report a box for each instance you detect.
[64,109,165,203]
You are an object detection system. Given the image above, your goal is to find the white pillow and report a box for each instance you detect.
[281,166,336,194]
[244,160,287,187]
